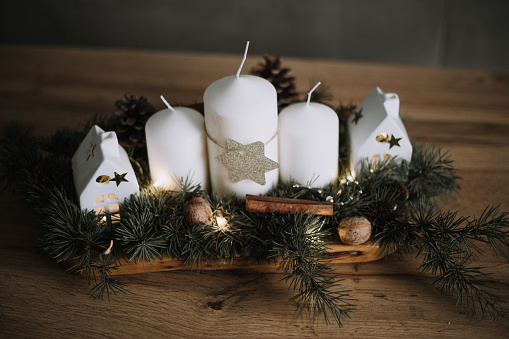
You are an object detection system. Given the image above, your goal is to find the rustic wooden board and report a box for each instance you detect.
[61,238,386,275]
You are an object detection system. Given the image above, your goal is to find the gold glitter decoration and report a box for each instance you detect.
[85,142,96,161]
[375,132,389,143]
[388,134,402,149]
[215,138,279,185]
[96,175,111,183]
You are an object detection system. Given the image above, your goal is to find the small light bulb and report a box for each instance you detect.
[154,175,167,188]
[216,216,227,229]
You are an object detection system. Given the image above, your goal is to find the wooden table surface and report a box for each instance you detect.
[0,45,508,338]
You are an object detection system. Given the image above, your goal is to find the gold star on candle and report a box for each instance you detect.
[112,172,129,186]
[85,142,96,161]
[388,134,402,149]
[216,139,279,185]
[351,109,363,125]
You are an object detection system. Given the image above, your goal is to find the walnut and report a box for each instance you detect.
[183,197,212,227]
[337,216,372,245]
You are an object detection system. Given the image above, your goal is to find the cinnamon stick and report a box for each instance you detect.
[245,194,333,216]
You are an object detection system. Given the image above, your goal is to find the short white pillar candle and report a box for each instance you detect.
[204,42,279,197]
[279,82,339,187]
[145,97,209,191]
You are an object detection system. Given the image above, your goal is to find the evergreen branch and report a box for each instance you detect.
[175,175,204,193]
[407,142,460,199]
[407,200,509,320]
[203,216,242,262]
[0,122,40,194]
[89,255,129,301]
[39,127,87,158]
[26,184,107,266]
[374,217,419,258]
[236,211,289,263]
[432,255,507,320]
[356,157,405,186]
[180,225,220,270]
[335,159,407,223]
[201,194,249,262]
[274,212,357,327]
[115,209,166,266]
[162,217,187,259]
[461,205,509,258]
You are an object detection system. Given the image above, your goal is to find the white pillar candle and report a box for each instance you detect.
[204,42,279,198]
[145,97,209,191]
[279,82,339,187]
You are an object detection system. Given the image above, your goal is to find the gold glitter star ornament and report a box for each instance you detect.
[216,139,279,185]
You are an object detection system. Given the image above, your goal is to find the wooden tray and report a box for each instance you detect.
[62,238,386,276]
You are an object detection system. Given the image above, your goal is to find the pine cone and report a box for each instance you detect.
[251,55,299,109]
[112,93,156,151]
[337,102,358,122]
[365,202,397,218]
[388,181,410,200]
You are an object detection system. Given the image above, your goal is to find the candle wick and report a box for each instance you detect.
[236,41,250,80]
[160,95,175,111]
[307,82,321,106]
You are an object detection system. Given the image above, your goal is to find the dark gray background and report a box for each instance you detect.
[2,0,508,71]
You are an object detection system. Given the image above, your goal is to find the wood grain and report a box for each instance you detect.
[0,45,508,338]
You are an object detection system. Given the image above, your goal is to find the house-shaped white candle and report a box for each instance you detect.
[71,125,139,214]
[348,87,412,172]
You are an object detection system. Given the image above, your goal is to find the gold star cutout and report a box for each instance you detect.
[216,139,279,185]
[388,134,402,149]
[85,142,96,161]
[351,109,363,125]
[112,172,129,186]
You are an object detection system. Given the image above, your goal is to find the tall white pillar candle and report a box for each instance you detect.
[145,98,209,191]
[204,42,279,198]
[279,83,339,187]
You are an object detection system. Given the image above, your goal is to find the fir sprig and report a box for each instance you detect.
[115,209,167,266]
[26,183,107,266]
[407,142,460,199]
[402,201,508,320]
[89,254,129,300]
[180,225,220,270]
[0,122,40,194]
[274,212,356,326]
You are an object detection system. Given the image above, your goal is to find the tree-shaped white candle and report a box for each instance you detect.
[204,42,279,198]
[145,96,209,190]
[278,82,339,187]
